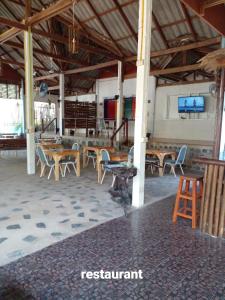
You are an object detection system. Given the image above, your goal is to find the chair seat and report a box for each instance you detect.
[164,159,176,165]
[104,164,124,170]
[146,157,159,163]
[87,153,96,158]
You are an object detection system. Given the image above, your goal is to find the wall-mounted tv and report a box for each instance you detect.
[178,96,205,113]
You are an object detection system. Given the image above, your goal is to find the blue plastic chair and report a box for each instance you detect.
[100,149,123,185]
[163,145,187,177]
[63,143,80,177]
[37,146,63,180]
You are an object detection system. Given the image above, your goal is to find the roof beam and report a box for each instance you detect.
[5,40,88,67]
[181,0,225,36]
[112,0,138,42]
[86,0,124,57]
[152,13,169,48]
[125,37,220,61]
[0,0,75,43]
[150,63,202,76]
[0,57,48,71]
[180,2,197,41]
[203,0,225,9]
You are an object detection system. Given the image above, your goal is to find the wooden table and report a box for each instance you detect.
[98,152,128,183]
[41,143,64,151]
[44,149,80,181]
[83,145,115,171]
[146,149,176,176]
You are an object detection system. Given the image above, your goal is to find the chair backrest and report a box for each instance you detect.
[128,146,134,158]
[176,145,187,165]
[72,143,80,151]
[100,149,110,162]
[36,146,50,166]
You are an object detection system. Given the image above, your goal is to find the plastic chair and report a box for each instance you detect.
[37,146,63,180]
[100,149,123,185]
[163,145,187,177]
[87,150,97,168]
[63,143,80,177]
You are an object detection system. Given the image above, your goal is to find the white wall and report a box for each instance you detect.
[154,82,216,142]
[96,76,156,136]
[65,94,96,102]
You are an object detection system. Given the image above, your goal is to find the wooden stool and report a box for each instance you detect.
[173,174,204,229]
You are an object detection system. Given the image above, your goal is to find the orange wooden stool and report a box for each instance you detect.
[173,174,203,229]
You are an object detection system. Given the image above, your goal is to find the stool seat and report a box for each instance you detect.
[173,174,203,229]
[180,173,204,181]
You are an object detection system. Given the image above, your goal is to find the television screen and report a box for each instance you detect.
[178,96,205,113]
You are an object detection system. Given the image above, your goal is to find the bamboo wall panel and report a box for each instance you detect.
[196,158,225,238]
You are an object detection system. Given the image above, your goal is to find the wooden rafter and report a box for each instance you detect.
[180,2,197,41]
[86,0,124,57]
[4,41,87,67]
[125,37,221,61]
[152,13,169,48]
[0,0,76,43]
[202,0,225,9]
[0,0,51,75]
[112,0,138,43]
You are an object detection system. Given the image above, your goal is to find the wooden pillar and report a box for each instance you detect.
[24,27,35,174]
[214,37,225,159]
[132,0,152,208]
[21,79,26,134]
[59,73,65,136]
[116,60,124,143]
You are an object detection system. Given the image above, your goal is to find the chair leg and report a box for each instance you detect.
[48,166,53,180]
[180,164,184,175]
[100,170,106,184]
[63,164,67,177]
[87,157,90,166]
[92,158,96,168]
[40,164,45,177]
[111,175,116,187]
[59,165,64,177]
[171,166,176,177]
[72,163,77,176]
[150,164,153,174]
[163,163,166,175]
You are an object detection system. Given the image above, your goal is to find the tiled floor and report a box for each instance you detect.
[0,157,179,267]
[0,195,224,300]
[0,157,124,266]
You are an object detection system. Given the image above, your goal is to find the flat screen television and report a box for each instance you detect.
[178,96,205,113]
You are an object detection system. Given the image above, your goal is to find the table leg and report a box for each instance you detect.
[83,148,87,168]
[158,155,164,177]
[76,153,80,177]
[54,158,60,181]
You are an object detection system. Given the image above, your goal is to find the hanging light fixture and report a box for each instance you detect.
[69,0,79,54]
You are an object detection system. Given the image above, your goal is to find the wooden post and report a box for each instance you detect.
[116,60,124,143]
[59,73,64,136]
[20,79,26,134]
[213,37,225,158]
[132,0,152,208]
[213,69,225,158]
[24,27,35,174]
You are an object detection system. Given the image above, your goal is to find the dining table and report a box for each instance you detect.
[44,148,80,181]
[40,143,64,151]
[146,149,176,176]
[82,145,115,173]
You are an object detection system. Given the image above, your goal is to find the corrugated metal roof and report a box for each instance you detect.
[0,0,221,91]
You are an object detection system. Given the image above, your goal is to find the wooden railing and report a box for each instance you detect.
[110,118,128,147]
[193,157,225,238]
[41,117,57,135]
